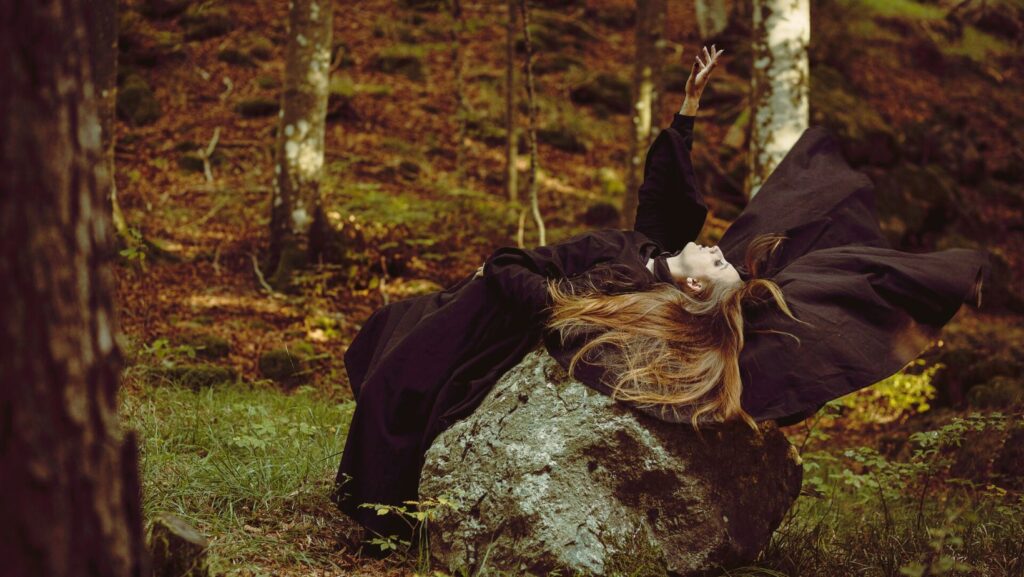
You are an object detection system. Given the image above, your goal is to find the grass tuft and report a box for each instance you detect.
[121,379,355,575]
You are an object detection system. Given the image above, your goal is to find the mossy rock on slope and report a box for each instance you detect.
[583,3,635,29]
[234,98,279,118]
[533,53,584,75]
[371,50,426,82]
[139,0,192,19]
[216,47,255,67]
[569,72,632,115]
[465,116,506,147]
[118,12,185,67]
[811,66,899,168]
[258,348,309,387]
[146,364,238,390]
[871,164,960,248]
[397,0,444,12]
[117,74,162,126]
[180,6,234,41]
[177,333,231,359]
[538,126,589,154]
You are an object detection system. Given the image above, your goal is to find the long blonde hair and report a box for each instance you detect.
[545,235,795,429]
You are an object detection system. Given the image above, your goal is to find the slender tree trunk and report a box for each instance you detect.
[0,1,147,575]
[269,0,334,288]
[505,0,518,202]
[623,0,666,229]
[748,0,809,198]
[696,0,730,40]
[451,0,468,187]
[88,0,132,244]
[518,0,546,246]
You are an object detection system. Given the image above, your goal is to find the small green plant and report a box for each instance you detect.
[141,337,197,367]
[835,359,942,423]
[359,497,454,572]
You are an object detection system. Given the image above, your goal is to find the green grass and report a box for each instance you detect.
[121,377,355,575]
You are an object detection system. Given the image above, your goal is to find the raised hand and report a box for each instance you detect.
[680,44,725,115]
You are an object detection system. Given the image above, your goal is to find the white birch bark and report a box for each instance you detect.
[696,0,730,40]
[270,0,333,285]
[748,0,809,198]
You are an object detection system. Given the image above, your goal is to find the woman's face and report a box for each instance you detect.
[667,242,741,290]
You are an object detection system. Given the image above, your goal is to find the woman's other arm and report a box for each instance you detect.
[633,45,724,254]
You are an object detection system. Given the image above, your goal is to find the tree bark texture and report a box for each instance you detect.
[518,0,546,247]
[748,0,810,198]
[87,0,131,243]
[269,0,334,285]
[623,0,666,229]
[696,0,730,40]
[505,0,518,202]
[451,0,468,187]
[0,1,147,576]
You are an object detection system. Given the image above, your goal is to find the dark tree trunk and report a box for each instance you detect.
[87,0,130,243]
[269,0,334,288]
[0,1,147,576]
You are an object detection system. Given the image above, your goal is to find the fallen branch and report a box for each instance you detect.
[199,127,221,184]
[249,252,283,299]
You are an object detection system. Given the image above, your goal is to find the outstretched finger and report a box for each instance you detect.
[703,45,712,65]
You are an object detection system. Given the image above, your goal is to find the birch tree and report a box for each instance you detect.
[748,0,809,197]
[505,0,518,202]
[269,0,334,288]
[623,0,666,229]
[696,0,730,40]
[0,0,147,574]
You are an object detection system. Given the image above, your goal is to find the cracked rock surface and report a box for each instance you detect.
[420,349,803,576]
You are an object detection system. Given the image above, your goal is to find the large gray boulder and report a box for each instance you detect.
[420,349,803,576]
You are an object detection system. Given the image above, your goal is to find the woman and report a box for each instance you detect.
[333,45,988,541]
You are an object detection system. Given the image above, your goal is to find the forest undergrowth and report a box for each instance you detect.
[112,0,1024,574]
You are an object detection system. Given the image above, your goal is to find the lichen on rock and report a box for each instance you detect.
[420,349,803,577]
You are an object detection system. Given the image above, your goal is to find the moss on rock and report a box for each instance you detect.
[147,364,238,390]
[371,47,426,82]
[569,73,632,115]
[234,98,279,118]
[258,348,308,387]
[180,5,233,41]
[117,74,162,126]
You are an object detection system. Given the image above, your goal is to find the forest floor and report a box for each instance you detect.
[113,0,1024,575]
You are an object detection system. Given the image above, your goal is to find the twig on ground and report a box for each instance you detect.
[199,127,222,184]
[212,243,222,276]
[250,252,283,299]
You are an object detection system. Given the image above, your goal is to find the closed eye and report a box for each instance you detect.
[714,259,724,267]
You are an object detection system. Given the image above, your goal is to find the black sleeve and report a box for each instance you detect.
[633,114,708,254]
[482,231,627,321]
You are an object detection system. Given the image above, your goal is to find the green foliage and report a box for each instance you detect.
[766,412,1024,577]
[358,497,454,571]
[121,380,354,575]
[835,360,941,422]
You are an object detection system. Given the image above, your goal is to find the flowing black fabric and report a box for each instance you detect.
[332,115,987,538]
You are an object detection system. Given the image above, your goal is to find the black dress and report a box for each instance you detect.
[332,114,988,538]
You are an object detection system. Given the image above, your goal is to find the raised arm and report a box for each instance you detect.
[633,45,724,254]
